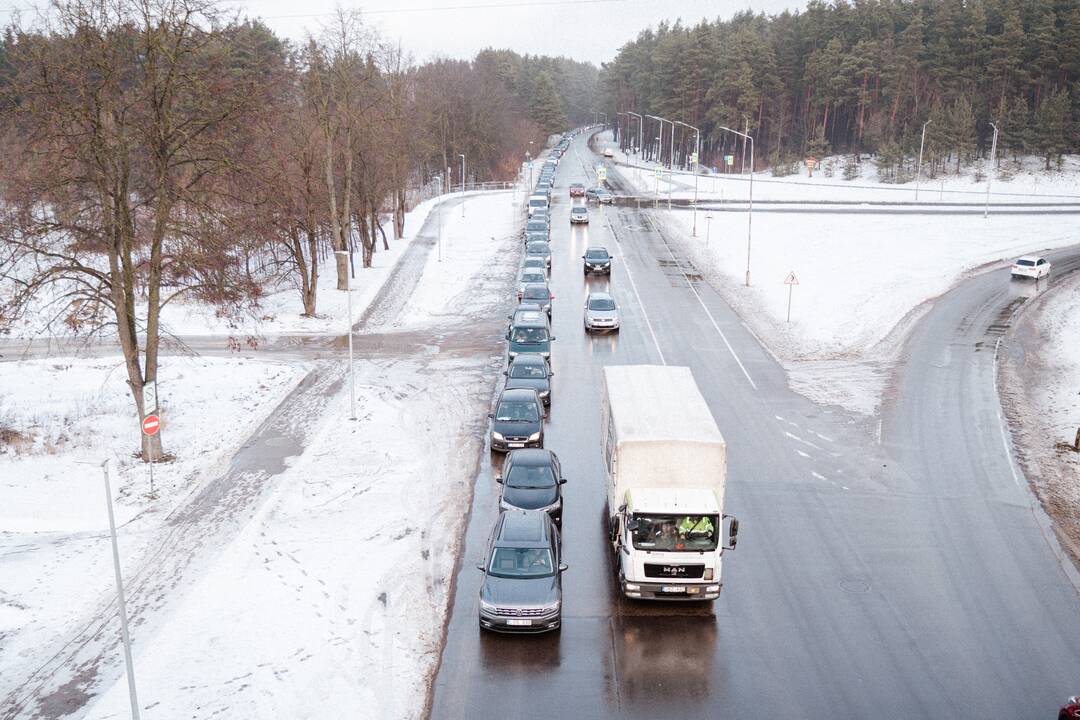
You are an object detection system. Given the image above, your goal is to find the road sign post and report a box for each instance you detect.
[141,414,160,494]
[806,157,818,177]
[705,213,713,247]
[784,271,799,322]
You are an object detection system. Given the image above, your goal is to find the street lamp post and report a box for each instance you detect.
[334,250,356,420]
[77,459,141,720]
[459,153,466,218]
[916,119,932,201]
[627,111,643,156]
[719,125,754,286]
[675,120,701,236]
[654,136,661,201]
[985,121,999,219]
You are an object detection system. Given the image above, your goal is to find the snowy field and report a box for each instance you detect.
[1000,271,1080,558]
[642,168,1080,414]
[0,355,311,697]
[593,132,1080,203]
[73,190,520,719]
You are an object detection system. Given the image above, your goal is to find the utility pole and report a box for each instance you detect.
[720,125,754,286]
[916,119,932,201]
[985,122,999,219]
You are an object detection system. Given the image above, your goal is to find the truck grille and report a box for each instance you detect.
[644,563,705,579]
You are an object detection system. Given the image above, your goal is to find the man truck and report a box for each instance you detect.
[601,365,738,600]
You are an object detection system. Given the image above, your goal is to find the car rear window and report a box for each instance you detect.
[527,242,550,253]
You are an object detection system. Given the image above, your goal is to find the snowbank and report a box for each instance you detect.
[1000,272,1080,558]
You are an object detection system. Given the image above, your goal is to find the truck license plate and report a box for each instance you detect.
[661,586,686,593]
[507,618,532,626]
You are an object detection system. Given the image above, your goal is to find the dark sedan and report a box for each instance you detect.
[488,388,544,452]
[582,246,611,275]
[520,282,553,316]
[504,354,553,405]
[525,240,552,269]
[497,449,566,522]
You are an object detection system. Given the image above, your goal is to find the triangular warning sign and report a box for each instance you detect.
[784,271,799,285]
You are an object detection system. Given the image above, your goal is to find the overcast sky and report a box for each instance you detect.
[218,0,801,66]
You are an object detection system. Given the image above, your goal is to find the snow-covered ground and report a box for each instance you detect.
[0,355,311,696]
[1,192,462,340]
[77,190,520,719]
[647,175,1080,415]
[1000,272,1080,559]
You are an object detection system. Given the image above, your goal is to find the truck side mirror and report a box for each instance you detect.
[558,563,568,572]
[728,517,739,549]
[476,564,486,571]
[495,476,503,484]
[487,413,494,419]
[559,478,567,484]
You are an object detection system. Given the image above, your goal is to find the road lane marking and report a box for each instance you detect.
[992,337,1022,488]
[650,223,758,390]
[603,216,667,365]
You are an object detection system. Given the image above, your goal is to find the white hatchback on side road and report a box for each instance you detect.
[1010,255,1051,280]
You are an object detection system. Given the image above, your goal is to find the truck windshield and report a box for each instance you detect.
[631,514,719,552]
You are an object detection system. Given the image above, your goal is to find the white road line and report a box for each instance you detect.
[653,227,758,390]
[605,217,667,366]
[784,430,823,451]
[992,337,1022,488]
[795,449,811,459]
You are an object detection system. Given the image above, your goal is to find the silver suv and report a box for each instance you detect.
[477,509,566,633]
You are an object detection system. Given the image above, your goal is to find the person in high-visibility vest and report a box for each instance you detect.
[678,516,714,537]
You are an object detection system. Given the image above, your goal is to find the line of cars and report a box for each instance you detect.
[477,132,629,633]
[479,134,575,633]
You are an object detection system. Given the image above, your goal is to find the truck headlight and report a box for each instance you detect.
[528,432,541,441]
[492,431,504,442]
[624,583,640,591]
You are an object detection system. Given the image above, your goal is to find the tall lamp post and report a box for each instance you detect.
[459,153,466,218]
[627,111,643,157]
[719,125,754,286]
[916,119,932,201]
[984,121,999,219]
[334,250,356,420]
[675,120,701,236]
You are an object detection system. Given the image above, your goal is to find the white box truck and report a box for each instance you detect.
[601,365,738,601]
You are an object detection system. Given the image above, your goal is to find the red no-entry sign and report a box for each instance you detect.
[142,415,161,436]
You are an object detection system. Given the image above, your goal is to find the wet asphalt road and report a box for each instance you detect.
[428,132,1080,719]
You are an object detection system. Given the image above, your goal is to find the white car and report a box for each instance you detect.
[570,206,589,224]
[584,292,620,332]
[1011,255,1051,279]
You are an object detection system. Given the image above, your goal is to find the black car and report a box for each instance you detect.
[488,388,545,452]
[497,449,566,522]
[504,353,553,405]
[477,509,566,633]
[583,246,611,275]
[520,282,553,316]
